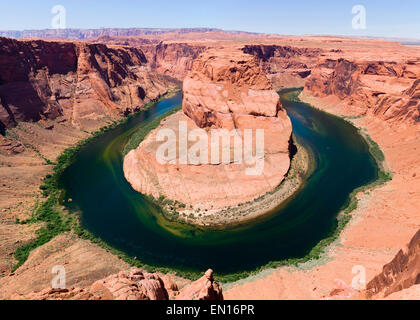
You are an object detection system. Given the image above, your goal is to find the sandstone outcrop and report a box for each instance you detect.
[365,229,420,299]
[10,268,223,300]
[0,136,25,154]
[243,45,321,89]
[11,268,168,300]
[0,37,174,131]
[305,58,420,123]
[176,269,223,300]
[124,49,293,211]
[142,42,207,80]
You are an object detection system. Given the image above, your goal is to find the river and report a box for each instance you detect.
[60,90,378,276]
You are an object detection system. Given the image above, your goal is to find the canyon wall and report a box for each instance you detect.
[0,37,174,132]
[304,58,420,123]
[8,265,222,300]
[90,39,323,85]
[91,37,207,80]
[242,44,321,89]
[141,42,207,80]
[301,47,420,299]
[0,37,176,277]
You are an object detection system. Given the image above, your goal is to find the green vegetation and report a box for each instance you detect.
[10,123,120,271]
[278,87,304,101]
[72,220,203,281]
[364,133,385,164]
[213,207,353,283]
[11,91,181,273]
[123,106,181,155]
[12,194,75,272]
[214,90,394,283]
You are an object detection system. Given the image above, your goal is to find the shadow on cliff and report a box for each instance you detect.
[0,120,5,135]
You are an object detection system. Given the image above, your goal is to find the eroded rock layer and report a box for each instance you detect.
[124,49,293,210]
[10,267,222,300]
[365,229,420,299]
[304,58,420,123]
[0,37,174,131]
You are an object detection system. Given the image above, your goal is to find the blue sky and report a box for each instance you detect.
[0,0,419,39]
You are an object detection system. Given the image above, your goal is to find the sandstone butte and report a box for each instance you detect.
[1,31,420,300]
[123,49,293,211]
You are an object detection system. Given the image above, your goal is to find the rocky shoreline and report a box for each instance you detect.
[154,138,310,228]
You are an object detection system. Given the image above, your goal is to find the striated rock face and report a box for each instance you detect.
[0,135,25,154]
[305,58,420,123]
[124,49,293,210]
[182,49,282,127]
[11,268,222,301]
[142,42,207,80]
[0,28,260,41]
[365,229,420,299]
[0,37,174,131]
[176,269,223,300]
[243,45,321,89]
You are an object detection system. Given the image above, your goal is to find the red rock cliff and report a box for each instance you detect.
[89,35,208,80]
[142,42,207,80]
[305,58,420,123]
[0,37,175,131]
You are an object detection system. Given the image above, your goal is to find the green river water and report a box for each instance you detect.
[60,90,378,276]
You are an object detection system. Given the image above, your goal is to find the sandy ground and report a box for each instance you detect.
[0,233,130,299]
[0,120,90,277]
[224,94,420,300]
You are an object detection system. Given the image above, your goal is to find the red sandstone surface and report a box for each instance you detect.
[9,262,222,300]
